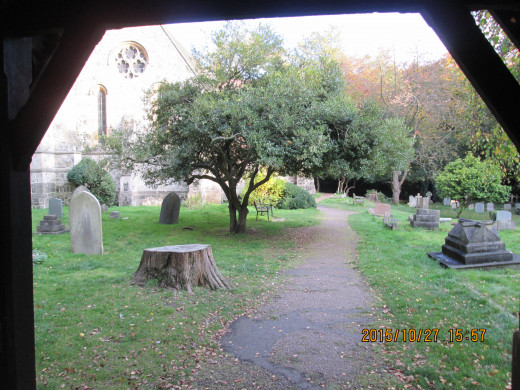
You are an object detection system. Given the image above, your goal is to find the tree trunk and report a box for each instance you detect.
[132,244,231,295]
[391,169,409,205]
[228,203,248,234]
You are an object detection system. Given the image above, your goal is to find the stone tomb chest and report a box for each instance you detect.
[428,219,520,269]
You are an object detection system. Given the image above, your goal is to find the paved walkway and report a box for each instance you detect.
[193,205,387,389]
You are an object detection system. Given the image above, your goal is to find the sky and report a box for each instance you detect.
[167,13,449,64]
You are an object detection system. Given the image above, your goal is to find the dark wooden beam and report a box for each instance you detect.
[422,4,520,151]
[8,21,105,170]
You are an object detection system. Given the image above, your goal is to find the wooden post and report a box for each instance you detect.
[132,244,230,294]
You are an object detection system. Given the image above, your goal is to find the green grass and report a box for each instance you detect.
[321,197,520,389]
[32,204,319,389]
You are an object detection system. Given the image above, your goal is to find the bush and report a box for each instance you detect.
[278,183,317,209]
[242,172,286,205]
[67,158,117,206]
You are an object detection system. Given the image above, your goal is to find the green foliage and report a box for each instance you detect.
[436,154,510,216]
[278,183,317,210]
[242,172,286,205]
[67,158,117,206]
[103,22,352,233]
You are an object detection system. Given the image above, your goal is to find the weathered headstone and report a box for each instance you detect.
[486,203,494,212]
[410,208,440,229]
[409,196,417,207]
[159,192,181,224]
[417,196,430,209]
[72,185,90,197]
[101,204,109,213]
[443,198,451,206]
[469,204,475,210]
[428,219,520,268]
[35,215,68,234]
[475,202,485,213]
[515,203,520,210]
[110,211,121,219]
[70,191,103,255]
[496,210,516,231]
[369,203,391,216]
[48,198,63,218]
[504,203,512,211]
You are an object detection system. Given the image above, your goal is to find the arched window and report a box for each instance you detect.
[97,86,107,142]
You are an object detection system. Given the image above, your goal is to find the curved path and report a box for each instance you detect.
[194,205,388,389]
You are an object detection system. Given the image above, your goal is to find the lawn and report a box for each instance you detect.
[32,203,319,389]
[321,196,520,389]
[32,198,520,389]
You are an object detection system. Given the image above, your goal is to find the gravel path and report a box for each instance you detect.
[193,205,390,389]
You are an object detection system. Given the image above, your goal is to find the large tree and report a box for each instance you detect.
[104,22,353,233]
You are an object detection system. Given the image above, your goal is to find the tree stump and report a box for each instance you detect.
[132,244,230,294]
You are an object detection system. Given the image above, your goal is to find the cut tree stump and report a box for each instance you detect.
[132,244,230,294]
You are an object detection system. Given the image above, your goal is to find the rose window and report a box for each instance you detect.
[114,43,148,79]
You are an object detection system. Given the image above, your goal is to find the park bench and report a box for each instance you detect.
[254,201,273,221]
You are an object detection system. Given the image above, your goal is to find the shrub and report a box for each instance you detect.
[242,172,286,205]
[278,183,317,209]
[67,158,117,206]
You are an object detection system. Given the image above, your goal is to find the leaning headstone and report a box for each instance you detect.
[70,191,103,255]
[48,198,63,218]
[101,204,109,213]
[443,198,451,206]
[409,196,417,208]
[428,219,520,269]
[486,203,495,212]
[35,215,68,234]
[496,210,516,231]
[72,185,90,197]
[504,203,512,211]
[159,192,181,224]
[475,202,485,213]
[410,208,440,229]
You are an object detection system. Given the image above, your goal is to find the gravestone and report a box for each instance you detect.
[504,203,512,211]
[410,208,440,229]
[475,202,485,213]
[72,185,90,197]
[159,192,181,224]
[417,196,430,209]
[496,210,516,231]
[409,196,417,207]
[110,211,121,219]
[487,203,494,212]
[428,219,520,269]
[70,191,103,255]
[469,204,475,210]
[443,198,451,206]
[383,212,398,230]
[35,215,68,234]
[369,203,391,216]
[48,198,63,218]
[515,203,520,210]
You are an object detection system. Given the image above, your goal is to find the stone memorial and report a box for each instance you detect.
[410,208,440,229]
[504,203,512,211]
[409,195,417,207]
[110,211,121,219]
[443,198,451,206]
[369,203,391,216]
[428,219,520,269]
[48,198,63,218]
[159,192,181,224]
[70,191,103,255]
[515,203,520,210]
[469,204,475,210]
[417,196,430,209]
[35,215,68,234]
[495,210,516,231]
[475,202,485,213]
[487,203,494,212]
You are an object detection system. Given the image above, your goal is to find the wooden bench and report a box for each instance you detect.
[254,201,273,221]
